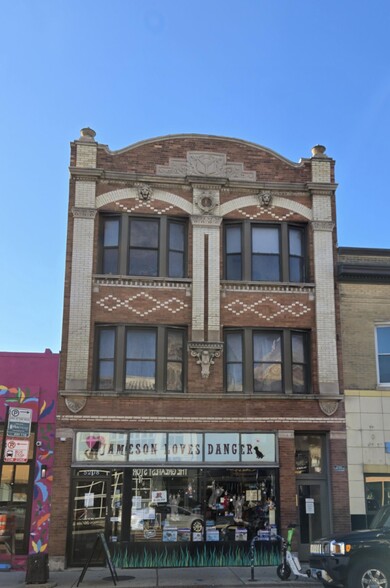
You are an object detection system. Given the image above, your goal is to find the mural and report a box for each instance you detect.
[0,385,56,556]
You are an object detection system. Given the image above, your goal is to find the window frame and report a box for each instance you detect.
[375,324,390,386]
[95,325,187,393]
[99,214,187,279]
[224,328,310,394]
[224,221,307,283]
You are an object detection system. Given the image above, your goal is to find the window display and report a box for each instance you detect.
[129,467,277,545]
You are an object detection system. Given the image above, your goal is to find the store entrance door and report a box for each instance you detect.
[297,481,329,561]
[68,473,110,566]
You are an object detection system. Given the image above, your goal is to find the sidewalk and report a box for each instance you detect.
[0,565,318,588]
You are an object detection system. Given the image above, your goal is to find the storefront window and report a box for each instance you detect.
[365,475,390,513]
[0,427,34,555]
[129,467,277,545]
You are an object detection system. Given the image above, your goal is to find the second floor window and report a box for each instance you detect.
[100,215,186,278]
[225,222,307,283]
[96,326,186,393]
[225,328,310,394]
[376,325,390,385]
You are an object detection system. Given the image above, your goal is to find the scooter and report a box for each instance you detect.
[276,524,312,581]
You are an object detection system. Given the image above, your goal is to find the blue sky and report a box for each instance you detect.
[1,1,390,353]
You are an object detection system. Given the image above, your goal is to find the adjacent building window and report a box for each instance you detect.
[376,325,390,385]
[225,222,307,283]
[225,329,309,394]
[96,326,186,392]
[100,215,186,278]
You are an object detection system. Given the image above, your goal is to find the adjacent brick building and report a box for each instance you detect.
[338,247,390,530]
[51,130,349,569]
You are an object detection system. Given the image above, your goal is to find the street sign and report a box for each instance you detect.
[7,408,32,438]
[4,437,30,463]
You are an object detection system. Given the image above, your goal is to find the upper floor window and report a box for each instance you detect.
[96,325,186,393]
[376,325,390,385]
[225,328,310,394]
[225,222,307,283]
[100,215,186,278]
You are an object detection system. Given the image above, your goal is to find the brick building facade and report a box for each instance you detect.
[51,130,349,569]
[338,247,390,530]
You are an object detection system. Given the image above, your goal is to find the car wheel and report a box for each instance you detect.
[347,559,390,588]
[277,562,291,580]
[191,519,203,533]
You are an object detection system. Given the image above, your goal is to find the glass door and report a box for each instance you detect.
[297,481,329,560]
[68,473,110,566]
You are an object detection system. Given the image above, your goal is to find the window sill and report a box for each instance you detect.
[93,274,192,289]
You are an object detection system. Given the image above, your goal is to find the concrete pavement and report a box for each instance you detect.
[0,565,318,588]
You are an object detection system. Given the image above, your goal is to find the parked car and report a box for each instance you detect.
[309,504,390,587]
[131,504,204,533]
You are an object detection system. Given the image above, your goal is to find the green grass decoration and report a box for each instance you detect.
[112,543,280,568]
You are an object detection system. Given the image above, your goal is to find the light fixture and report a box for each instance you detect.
[41,465,47,479]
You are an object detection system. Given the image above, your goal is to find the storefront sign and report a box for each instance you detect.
[305,498,315,514]
[4,437,30,462]
[74,431,277,464]
[7,408,32,438]
[75,432,128,462]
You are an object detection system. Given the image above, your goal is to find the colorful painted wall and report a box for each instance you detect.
[0,349,59,564]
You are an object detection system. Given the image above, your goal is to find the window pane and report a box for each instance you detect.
[227,364,243,392]
[226,333,242,362]
[125,361,155,390]
[130,220,159,247]
[289,256,303,283]
[169,223,184,251]
[377,327,390,353]
[253,333,281,362]
[252,254,280,281]
[252,227,279,254]
[167,362,183,391]
[99,330,115,358]
[293,365,305,393]
[127,330,156,359]
[98,361,114,389]
[292,333,305,363]
[254,363,282,392]
[103,249,119,274]
[226,226,241,253]
[167,331,183,361]
[104,219,119,246]
[289,228,303,256]
[169,251,184,278]
[129,250,158,276]
[226,254,242,280]
[379,357,390,383]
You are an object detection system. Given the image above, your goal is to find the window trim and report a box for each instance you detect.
[99,214,187,279]
[375,324,390,386]
[224,221,307,283]
[224,328,310,394]
[95,325,187,393]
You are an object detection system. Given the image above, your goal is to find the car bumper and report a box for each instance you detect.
[309,555,350,585]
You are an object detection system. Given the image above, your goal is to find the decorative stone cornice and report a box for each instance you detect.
[306,182,337,194]
[157,151,256,182]
[69,167,103,181]
[188,342,224,379]
[72,207,97,219]
[190,215,223,227]
[311,220,335,232]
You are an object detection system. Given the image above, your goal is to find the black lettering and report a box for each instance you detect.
[215,444,222,455]
[143,444,149,454]
[208,444,213,454]
[224,443,230,455]
[136,444,141,454]
[150,444,157,454]
[232,444,237,454]
[196,444,201,455]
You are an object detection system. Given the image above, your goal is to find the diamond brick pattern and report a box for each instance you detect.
[237,205,294,221]
[224,296,310,320]
[96,292,188,316]
[115,200,174,215]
